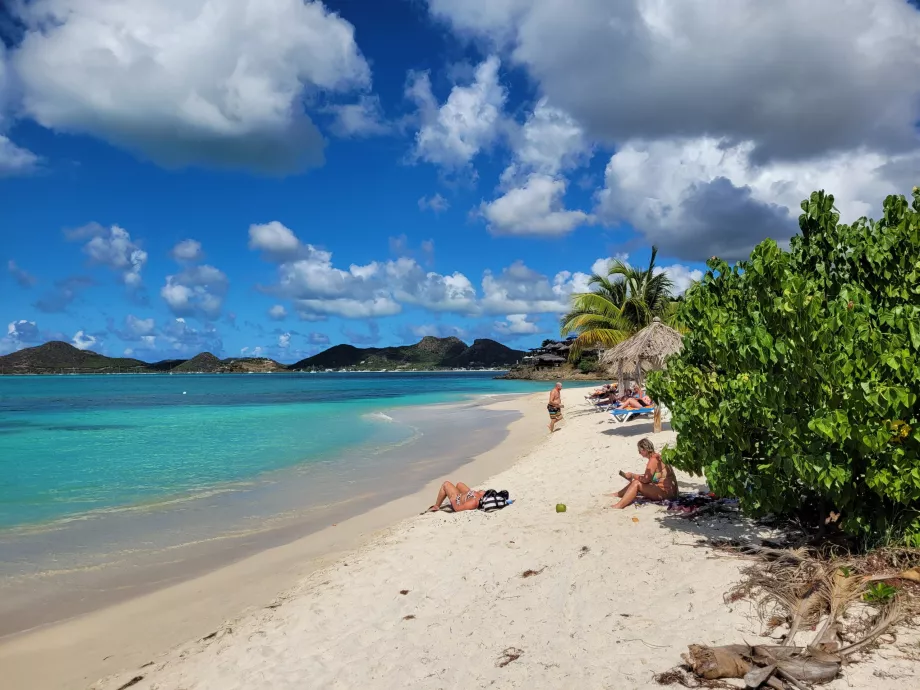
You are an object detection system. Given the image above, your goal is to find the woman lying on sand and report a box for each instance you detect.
[427,481,485,512]
[610,438,678,509]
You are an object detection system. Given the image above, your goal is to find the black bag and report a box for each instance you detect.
[479,489,510,511]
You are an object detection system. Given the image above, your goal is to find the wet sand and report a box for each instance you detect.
[0,393,548,690]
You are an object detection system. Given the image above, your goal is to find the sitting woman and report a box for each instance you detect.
[610,438,678,509]
[427,480,484,512]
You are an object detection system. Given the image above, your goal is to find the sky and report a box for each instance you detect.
[1,0,919,364]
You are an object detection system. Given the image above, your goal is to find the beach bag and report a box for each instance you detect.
[479,489,510,511]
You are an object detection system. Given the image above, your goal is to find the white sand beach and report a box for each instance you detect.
[4,392,918,690]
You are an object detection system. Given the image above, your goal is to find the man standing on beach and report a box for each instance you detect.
[547,382,563,432]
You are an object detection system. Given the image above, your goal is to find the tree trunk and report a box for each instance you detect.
[653,406,662,433]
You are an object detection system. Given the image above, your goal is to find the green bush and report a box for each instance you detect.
[648,189,920,546]
[577,357,599,374]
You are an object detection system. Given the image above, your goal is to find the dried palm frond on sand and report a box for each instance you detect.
[659,544,920,689]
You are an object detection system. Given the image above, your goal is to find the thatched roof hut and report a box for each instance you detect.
[599,317,683,432]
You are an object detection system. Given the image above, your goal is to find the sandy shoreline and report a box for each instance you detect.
[4,392,918,689]
[0,392,550,690]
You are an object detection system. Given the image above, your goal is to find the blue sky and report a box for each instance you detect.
[2,1,918,363]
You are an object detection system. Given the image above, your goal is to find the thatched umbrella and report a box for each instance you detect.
[599,317,683,432]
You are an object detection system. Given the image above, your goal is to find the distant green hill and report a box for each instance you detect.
[0,341,148,373]
[0,337,523,374]
[289,336,524,370]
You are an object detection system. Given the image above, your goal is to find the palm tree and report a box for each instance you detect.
[560,246,676,359]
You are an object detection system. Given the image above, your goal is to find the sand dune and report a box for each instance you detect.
[90,395,919,689]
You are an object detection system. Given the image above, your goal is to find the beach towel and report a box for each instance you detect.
[479,489,510,511]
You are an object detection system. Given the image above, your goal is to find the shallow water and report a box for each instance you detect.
[0,372,596,635]
[0,372,565,530]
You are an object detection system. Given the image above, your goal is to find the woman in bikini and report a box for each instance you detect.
[427,480,485,512]
[617,387,654,410]
[610,438,678,509]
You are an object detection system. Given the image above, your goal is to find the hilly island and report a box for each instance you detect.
[0,337,525,375]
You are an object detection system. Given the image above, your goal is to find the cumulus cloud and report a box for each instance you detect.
[407,56,507,168]
[426,0,920,258]
[418,193,450,213]
[66,223,147,287]
[480,261,590,315]
[278,332,291,349]
[161,264,229,320]
[308,332,330,345]
[401,323,467,340]
[493,313,541,335]
[170,239,204,262]
[72,330,97,351]
[7,260,37,288]
[481,174,593,236]
[481,100,594,236]
[655,264,704,296]
[0,136,40,175]
[427,0,920,160]
[9,0,372,173]
[596,138,920,261]
[326,95,390,138]
[162,317,223,354]
[268,304,288,321]
[249,221,305,261]
[0,45,40,175]
[0,319,42,354]
[115,314,156,341]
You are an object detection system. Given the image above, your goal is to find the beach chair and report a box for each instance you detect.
[608,406,656,423]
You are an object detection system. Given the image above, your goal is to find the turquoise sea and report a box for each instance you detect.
[0,372,572,531]
[0,372,598,634]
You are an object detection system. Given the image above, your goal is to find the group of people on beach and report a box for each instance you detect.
[427,382,677,513]
[587,382,654,411]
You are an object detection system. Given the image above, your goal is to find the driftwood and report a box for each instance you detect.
[668,545,920,689]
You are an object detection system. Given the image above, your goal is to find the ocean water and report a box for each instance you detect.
[0,372,571,531]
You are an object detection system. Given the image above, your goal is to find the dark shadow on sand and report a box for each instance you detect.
[600,420,672,438]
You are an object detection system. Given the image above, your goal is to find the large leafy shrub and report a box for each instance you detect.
[648,190,920,545]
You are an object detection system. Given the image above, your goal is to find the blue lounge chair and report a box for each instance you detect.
[609,406,656,423]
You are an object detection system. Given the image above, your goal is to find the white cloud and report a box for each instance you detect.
[161,264,229,319]
[170,239,203,262]
[510,99,591,178]
[427,0,920,258]
[597,137,920,260]
[278,332,291,349]
[122,314,156,339]
[0,320,42,354]
[407,56,507,168]
[162,318,223,354]
[249,221,304,261]
[327,95,390,137]
[72,330,97,351]
[480,100,593,237]
[494,314,541,335]
[480,261,589,315]
[268,304,287,321]
[10,0,372,173]
[0,45,40,175]
[0,135,40,175]
[68,223,147,287]
[123,348,134,356]
[427,0,920,159]
[655,264,704,295]
[294,296,400,319]
[481,174,593,236]
[418,193,450,213]
[385,258,478,313]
